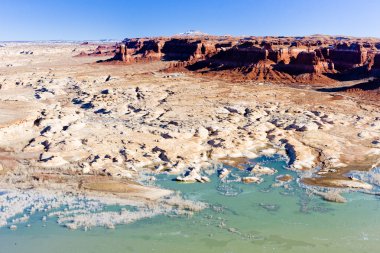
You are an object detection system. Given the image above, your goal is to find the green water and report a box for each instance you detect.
[1,156,380,253]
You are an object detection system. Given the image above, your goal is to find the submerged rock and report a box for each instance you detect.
[321,192,347,203]
[259,203,280,212]
[227,227,240,234]
[217,183,242,196]
[241,176,263,184]
[329,179,373,190]
[311,189,347,203]
[276,174,293,183]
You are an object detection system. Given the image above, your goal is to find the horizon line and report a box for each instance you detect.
[1,33,380,43]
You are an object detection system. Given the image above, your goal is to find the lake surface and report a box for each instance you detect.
[1,155,380,253]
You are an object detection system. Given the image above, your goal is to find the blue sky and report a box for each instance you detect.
[1,0,379,41]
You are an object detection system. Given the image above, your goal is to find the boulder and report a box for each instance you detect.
[276,174,293,182]
[249,164,277,175]
[176,168,209,183]
[242,176,263,184]
[218,168,230,179]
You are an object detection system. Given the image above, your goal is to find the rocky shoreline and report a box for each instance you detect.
[0,42,379,229]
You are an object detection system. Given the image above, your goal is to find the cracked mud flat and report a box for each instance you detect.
[0,42,380,250]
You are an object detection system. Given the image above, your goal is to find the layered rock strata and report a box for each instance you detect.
[110,35,380,84]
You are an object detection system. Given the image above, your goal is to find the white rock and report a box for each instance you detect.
[80,162,91,173]
[299,122,319,131]
[176,168,206,183]
[200,176,211,183]
[250,164,277,175]
[196,126,209,139]
[218,168,230,179]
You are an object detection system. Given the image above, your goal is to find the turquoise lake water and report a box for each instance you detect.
[1,155,380,253]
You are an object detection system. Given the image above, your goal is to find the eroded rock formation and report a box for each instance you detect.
[371,53,380,77]
[327,42,368,71]
[76,43,118,57]
[109,35,380,84]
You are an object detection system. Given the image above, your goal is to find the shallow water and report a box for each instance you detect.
[1,155,380,253]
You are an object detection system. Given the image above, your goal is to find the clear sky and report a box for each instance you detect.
[1,0,380,41]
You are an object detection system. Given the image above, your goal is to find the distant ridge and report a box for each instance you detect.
[176,30,208,36]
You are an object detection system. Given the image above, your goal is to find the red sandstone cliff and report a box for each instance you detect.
[107,35,380,84]
[370,53,380,77]
[327,42,368,71]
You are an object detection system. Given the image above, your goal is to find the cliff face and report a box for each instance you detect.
[113,37,218,62]
[188,41,335,82]
[208,43,268,67]
[327,43,368,71]
[109,35,380,84]
[277,51,329,75]
[371,53,380,77]
[113,39,165,62]
[161,39,216,61]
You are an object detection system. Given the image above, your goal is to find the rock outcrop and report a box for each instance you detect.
[327,42,368,71]
[113,38,165,62]
[113,37,218,63]
[276,51,331,75]
[371,53,380,77]
[108,35,380,84]
[161,39,216,61]
[76,43,118,57]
